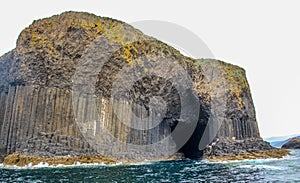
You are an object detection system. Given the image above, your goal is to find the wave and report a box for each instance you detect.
[255,165,285,170]
[206,152,297,164]
[0,161,126,170]
[128,160,155,166]
[128,158,186,166]
[236,164,284,170]
[0,158,168,169]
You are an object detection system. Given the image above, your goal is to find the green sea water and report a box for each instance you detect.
[1,150,299,182]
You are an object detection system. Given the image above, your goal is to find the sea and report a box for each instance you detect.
[0,150,299,182]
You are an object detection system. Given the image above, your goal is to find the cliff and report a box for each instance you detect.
[0,12,278,163]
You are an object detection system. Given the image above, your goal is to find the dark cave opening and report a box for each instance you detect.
[127,75,209,159]
[177,121,207,159]
[169,95,210,159]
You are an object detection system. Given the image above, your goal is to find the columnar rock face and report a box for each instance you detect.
[0,12,272,161]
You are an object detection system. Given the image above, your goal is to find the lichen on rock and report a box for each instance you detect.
[0,11,285,165]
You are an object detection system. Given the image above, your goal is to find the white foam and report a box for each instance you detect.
[128,160,155,166]
[236,165,253,169]
[0,161,125,169]
[35,162,50,168]
[236,164,283,170]
[0,158,169,169]
[255,165,284,170]
[207,155,293,164]
[195,159,212,165]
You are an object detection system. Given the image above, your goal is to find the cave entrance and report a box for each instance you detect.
[130,76,207,159]
[169,102,208,159]
[176,121,207,159]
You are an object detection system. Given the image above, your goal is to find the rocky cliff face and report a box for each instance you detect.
[0,12,272,162]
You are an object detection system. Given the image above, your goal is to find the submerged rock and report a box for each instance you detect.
[282,137,300,149]
[0,11,278,163]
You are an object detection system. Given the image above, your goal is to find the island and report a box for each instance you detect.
[282,137,300,149]
[0,11,289,166]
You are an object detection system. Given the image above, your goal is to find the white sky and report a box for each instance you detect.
[0,0,299,138]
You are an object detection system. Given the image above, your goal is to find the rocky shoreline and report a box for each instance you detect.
[205,148,290,162]
[2,148,290,167]
[2,153,185,167]
[1,137,291,166]
[3,153,117,167]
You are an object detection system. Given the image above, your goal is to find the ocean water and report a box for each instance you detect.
[1,150,299,183]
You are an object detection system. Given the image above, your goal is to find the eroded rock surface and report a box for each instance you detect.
[0,11,276,163]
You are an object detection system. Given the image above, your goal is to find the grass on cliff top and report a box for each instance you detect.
[13,11,251,102]
[197,58,250,91]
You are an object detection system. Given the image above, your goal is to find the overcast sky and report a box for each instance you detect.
[0,0,299,138]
